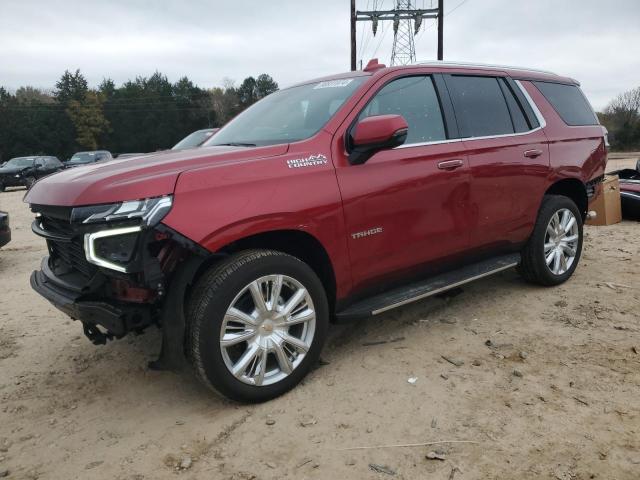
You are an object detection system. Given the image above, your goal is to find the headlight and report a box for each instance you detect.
[71,195,172,227]
[78,196,172,272]
[84,226,142,272]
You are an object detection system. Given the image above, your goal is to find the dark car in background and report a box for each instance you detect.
[66,151,113,168]
[171,128,219,150]
[0,211,10,248]
[0,156,64,191]
[612,159,640,218]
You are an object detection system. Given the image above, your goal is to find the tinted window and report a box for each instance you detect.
[533,81,597,126]
[46,157,62,167]
[447,75,514,137]
[359,76,446,144]
[499,79,529,133]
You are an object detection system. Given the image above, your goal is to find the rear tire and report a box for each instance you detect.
[187,249,329,403]
[519,195,583,286]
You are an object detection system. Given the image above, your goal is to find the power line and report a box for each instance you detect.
[351,0,444,67]
[447,0,470,16]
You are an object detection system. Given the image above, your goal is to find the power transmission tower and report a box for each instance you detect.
[350,0,444,69]
[391,0,416,65]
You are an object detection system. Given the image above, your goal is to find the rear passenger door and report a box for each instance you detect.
[444,74,550,250]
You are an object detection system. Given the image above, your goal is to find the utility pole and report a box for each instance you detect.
[353,0,444,67]
[350,0,357,71]
[437,0,444,60]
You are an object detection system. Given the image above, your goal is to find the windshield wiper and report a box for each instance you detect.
[214,142,257,147]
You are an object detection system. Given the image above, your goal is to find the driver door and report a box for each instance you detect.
[333,74,471,293]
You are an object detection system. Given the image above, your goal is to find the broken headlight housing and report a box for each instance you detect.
[71,196,173,227]
[74,196,173,273]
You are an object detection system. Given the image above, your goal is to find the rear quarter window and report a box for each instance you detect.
[533,81,598,126]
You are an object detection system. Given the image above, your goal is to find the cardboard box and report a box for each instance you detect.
[587,175,622,226]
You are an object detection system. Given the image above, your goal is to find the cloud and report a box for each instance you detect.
[0,0,638,109]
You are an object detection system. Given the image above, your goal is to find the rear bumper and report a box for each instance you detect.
[30,257,152,344]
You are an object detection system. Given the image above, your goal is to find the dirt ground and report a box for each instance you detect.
[0,159,639,480]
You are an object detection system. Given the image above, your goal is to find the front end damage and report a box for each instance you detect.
[29,198,208,369]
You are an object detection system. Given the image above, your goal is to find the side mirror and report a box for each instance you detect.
[348,114,409,165]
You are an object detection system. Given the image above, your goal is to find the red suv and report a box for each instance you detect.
[26,61,606,402]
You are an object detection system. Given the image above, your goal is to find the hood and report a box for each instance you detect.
[24,144,288,207]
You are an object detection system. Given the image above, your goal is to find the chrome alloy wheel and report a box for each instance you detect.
[544,208,579,275]
[219,275,316,386]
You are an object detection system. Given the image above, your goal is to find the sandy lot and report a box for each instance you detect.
[0,160,639,480]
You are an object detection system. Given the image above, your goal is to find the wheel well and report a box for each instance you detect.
[545,179,588,218]
[215,230,337,312]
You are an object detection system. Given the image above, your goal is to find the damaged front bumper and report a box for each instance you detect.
[30,257,152,344]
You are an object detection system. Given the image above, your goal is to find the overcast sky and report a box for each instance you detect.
[1,0,638,110]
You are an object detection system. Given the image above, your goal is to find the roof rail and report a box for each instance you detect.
[413,60,559,76]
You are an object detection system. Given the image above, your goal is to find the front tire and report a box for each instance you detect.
[187,249,329,402]
[519,195,583,286]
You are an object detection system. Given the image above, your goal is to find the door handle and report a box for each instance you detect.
[437,159,464,170]
[523,149,543,158]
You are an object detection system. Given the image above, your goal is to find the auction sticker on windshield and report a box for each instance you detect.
[314,79,354,89]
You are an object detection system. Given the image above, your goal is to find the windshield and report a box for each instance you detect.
[172,129,215,150]
[68,152,101,164]
[206,77,366,147]
[4,157,36,168]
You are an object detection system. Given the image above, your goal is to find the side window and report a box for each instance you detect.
[533,81,598,126]
[359,76,446,144]
[35,158,45,167]
[447,75,514,137]
[498,79,530,133]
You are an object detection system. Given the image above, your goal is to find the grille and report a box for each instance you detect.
[40,216,97,278]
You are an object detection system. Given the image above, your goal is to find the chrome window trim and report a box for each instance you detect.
[396,138,464,149]
[84,225,142,273]
[395,79,546,150]
[515,79,547,129]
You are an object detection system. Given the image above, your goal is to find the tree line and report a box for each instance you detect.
[3,71,639,161]
[0,70,278,162]
[598,86,640,151]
